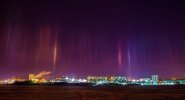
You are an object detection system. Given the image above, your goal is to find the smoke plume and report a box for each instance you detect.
[35,71,51,78]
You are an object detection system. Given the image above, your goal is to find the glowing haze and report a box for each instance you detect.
[0,0,185,79]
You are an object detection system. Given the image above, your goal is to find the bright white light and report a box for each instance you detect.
[83,79,87,82]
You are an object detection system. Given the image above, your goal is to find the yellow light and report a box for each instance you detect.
[53,44,57,69]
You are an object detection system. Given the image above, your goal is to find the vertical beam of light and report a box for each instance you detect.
[53,44,57,69]
[127,46,131,78]
[53,42,57,78]
[118,43,122,69]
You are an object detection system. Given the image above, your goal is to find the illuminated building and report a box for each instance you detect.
[39,79,47,83]
[12,77,26,82]
[151,75,158,85]
[87,76,127,84]
[160,80,175,85]
[28,74,39,83]
[54,76,68,82]
[139,78,151,85]
[108,76,127,84]
[29,74,35,80]
[87,76,108,83]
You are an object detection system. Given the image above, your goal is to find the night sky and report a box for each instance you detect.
[0,0,185,79]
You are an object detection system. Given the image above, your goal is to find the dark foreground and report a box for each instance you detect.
[1,85,185,100]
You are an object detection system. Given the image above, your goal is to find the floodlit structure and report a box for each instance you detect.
[151,75,158,85]
[108,76,127,84]
[29,74,35,80]
[87,76,127,84]
[139,78,151,85]
[160,80,175,85]
[87,76,108,83]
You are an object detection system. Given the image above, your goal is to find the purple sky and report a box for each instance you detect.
[0,0,185,79]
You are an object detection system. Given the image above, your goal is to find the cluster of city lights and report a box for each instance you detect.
[1,74,185,86]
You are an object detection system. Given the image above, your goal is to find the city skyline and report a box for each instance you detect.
[0,0,185,79]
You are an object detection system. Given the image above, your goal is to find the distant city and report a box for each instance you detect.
[1,71,185,86]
